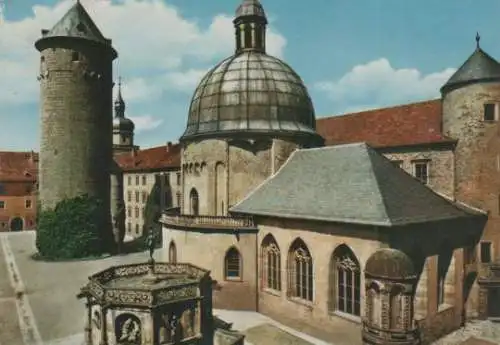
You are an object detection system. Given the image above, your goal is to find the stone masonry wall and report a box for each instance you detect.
[382,146,455,198]
[256,218,382,331]
[162,227,258,311]
[37,39,114,237]
[182,138,300,216]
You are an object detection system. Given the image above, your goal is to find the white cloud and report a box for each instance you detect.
[164,69,210,93]
[315,58,456,109]
[0,0,287,107]
[129,115,163,132]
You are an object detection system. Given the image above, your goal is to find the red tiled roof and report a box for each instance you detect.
[0,151,38,182]
[316,99,455,148]
[114,143,181,172]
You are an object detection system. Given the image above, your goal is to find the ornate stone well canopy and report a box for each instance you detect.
[79,262,210,308]
[77,262,215,345]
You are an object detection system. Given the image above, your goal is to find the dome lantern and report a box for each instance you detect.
[233,0,268,54]
[180,0,323,146]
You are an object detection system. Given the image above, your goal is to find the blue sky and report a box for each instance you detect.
[1,0,499,151]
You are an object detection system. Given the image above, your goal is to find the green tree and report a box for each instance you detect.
[35,194,108,259]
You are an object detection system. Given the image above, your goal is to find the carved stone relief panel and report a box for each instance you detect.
[115,313,142,345]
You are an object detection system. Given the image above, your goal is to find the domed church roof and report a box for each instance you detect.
[365,248,417,280]
[441,33,500,94]
[181,0,322,144]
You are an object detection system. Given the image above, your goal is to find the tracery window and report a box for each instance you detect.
[287,239,313,301]
[261,234,281,291]
[225,247,241,279]
[332,245,361,316]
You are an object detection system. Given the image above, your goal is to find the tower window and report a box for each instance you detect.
[480,241,492,263]
[484,103,497,121]
[71,52,80,62]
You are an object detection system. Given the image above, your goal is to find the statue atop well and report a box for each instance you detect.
[77,251,244,345]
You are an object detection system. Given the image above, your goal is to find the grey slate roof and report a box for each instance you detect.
[43,1,109,45]
[230,143,483,227]
[441,47,500,93]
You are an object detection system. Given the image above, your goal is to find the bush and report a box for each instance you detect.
[35,194,108,259]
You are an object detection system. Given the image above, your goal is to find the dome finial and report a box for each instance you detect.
[476,32,481,49]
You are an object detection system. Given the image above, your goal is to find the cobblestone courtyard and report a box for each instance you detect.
[0,231,499,345]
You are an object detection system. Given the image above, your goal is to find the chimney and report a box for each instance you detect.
[166,142,172,152]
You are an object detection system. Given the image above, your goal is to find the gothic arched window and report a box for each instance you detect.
[287,238,313,301]
[331,244,361,316]
[261,234,281,291]
[189,188,199,215]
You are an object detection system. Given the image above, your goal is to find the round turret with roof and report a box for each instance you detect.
[35,0,116,238]
[440,33,500,250]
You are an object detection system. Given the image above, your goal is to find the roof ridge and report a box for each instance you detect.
[363,145,393,225]
[318,98,441,120]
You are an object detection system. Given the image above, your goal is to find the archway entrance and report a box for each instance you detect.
[10,217,23,231]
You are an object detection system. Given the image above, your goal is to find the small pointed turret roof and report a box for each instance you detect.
[441,33,500,93]
[45,1,108,44]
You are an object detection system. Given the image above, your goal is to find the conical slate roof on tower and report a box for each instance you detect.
[43,1,109,45]
[441,33,500,93]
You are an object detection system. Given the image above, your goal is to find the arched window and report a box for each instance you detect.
[261,234,281,291]
[225,247,241,280]
[287,238,313,301]
[366,282,381,327]
[331,244,361,316]
[189,188,199,215]
[169,241,177,263]
[390,285,404,329]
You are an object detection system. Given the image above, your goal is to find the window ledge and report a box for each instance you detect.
[263,288,281,297]
[224,277,243,283]
[330,310,362,324]
[287,296,313,309]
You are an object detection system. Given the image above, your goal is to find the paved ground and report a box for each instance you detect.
[433,320,500,345]
[0,231,333,345]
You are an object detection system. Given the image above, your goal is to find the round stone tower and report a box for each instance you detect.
[440,33,500,318]
[35,1,117,236]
